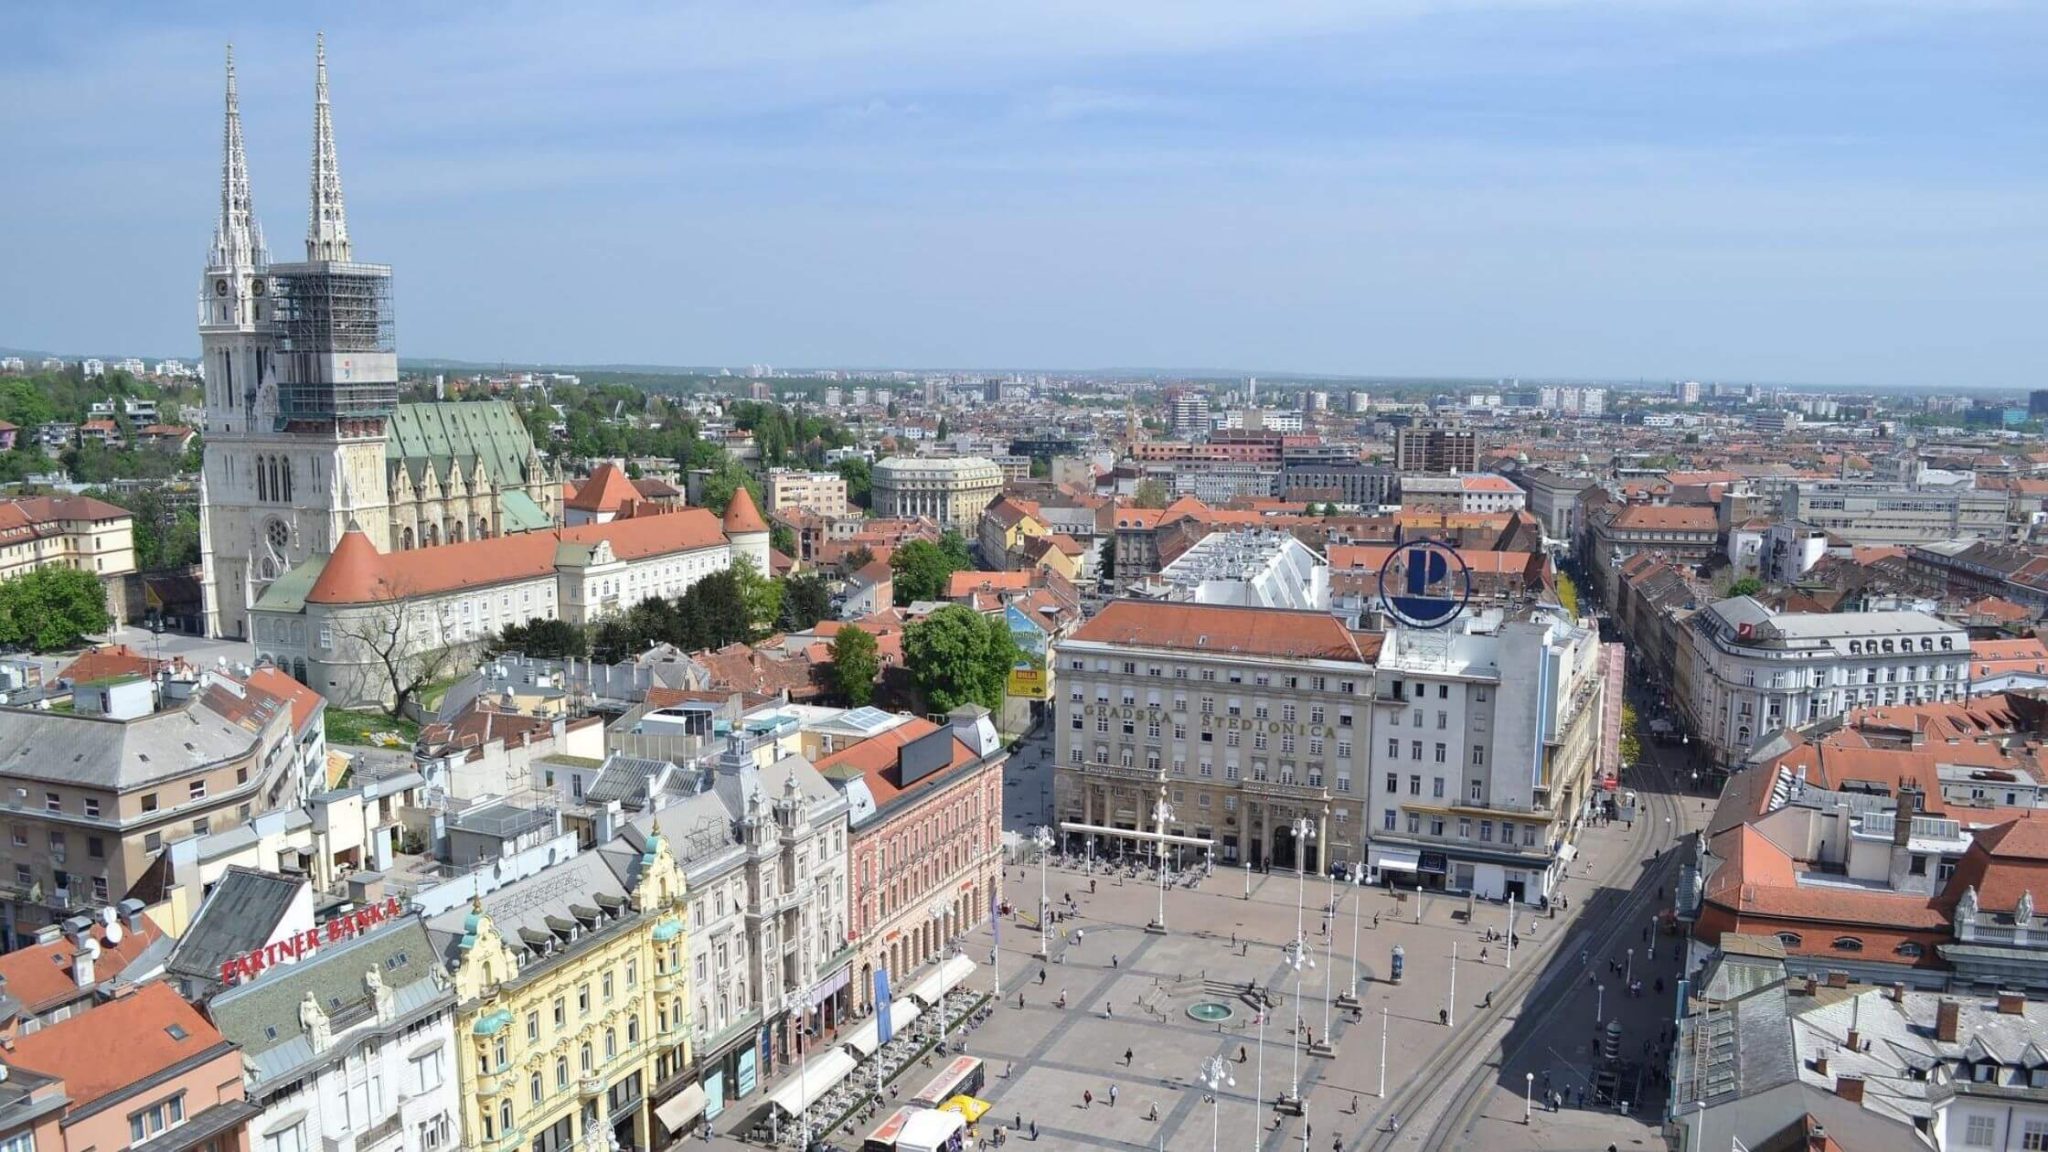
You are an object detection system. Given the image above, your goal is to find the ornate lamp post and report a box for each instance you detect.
[1198,1053,1235,1152]
[1283,935,1315,1106]
[784,991,812,1150]
[1151,798,1175,933]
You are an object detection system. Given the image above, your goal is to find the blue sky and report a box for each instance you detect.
[2,2,2044,386]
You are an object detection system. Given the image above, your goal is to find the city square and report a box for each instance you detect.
[710,731,1708,1151]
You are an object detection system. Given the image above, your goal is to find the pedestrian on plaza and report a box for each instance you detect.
[1109,1084,1119,1107]
[1305,1120,1312,1144]
[1389,1114,1400,1133]
[1124,1047,1134,1066]
[1039,968,1046,984]
[1239,1045,1248,1063]
[1018,992,1026,1009]
[1373,913,1381,928]
[1030,1121,1038,1141]
[1351,1094,1360,1114]
[1147,1102,1159,1121]
[1016,1112,1023,1131]
[1112,954,1119,969]
[1091,879,1098,894]
[1439,1007,1449,1026]
[1483,990,1493,1008]
[1083,1090,1092,1109]
[1480,947,1489,963]
[1333,1137,1342,1152]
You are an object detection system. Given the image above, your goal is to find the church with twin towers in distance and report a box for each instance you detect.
[197,36,562,641]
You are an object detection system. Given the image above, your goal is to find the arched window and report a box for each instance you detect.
[555,1057,568,1089]
[579,1042,593,1074]
[627,1015,640,1045]
[1832,936,1864,952]
[1849,641,1861,655]
[450,521,464,544]
[402,527,415,550]
[1942,636,1954,650]
[256,456,268,502]
[530,1073,542,1105]
[604,1028,616,1061]
[1776,932,1802,948]
[281,458,292,502]
[498,1101,512,1133]
[1895,941,1924,958]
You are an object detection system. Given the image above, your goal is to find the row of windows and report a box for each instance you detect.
[1070,745,1352,791]
[1772,931,1923,958]
[1069,659,1359,695]
[1382,810,1541,846]
[1384,740,1486,766]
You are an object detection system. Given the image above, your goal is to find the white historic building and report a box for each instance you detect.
[249,504,767,707]
[870,457,1003,532]
[207,916,462,1152]
[1680,597,1970,775]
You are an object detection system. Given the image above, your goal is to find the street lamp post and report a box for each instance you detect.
[1033,826,1055,960]
[1596,983,1605,1025]
[1284,937,1314,1103]
[1252,1003,1268,1150]
[1198,1054,1235,1152]
[1647,914,1657,960]
[1448,941,1457,1027]
[1244,859,1252,901]
[1506,893,1516,972]
[1626,947,1634,987]
[1152,798,1174,933]
[1346,871,1363,1007]
[1378,1005,1389,1097]
[1523,1071,1534,1124]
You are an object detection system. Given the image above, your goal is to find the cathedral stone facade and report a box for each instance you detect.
[198,39,559,640]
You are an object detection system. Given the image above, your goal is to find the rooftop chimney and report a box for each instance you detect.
[1893,788,1918,848]
[1827,970,1850,988]
[1937,998,1962,1043]
[1845,1027,1860,1053]
[1890,982,1906,1003]
[1814,1052,1829,1078]
[1835,1074,1865,1103]
[1999,991,2027,1016]
[71,935,99,988]
[1808,1125,1829,1152]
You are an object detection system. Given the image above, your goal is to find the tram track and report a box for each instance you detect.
[1357,747,1685,1152]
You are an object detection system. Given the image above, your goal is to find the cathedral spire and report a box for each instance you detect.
[307,32,351,262]
[213,44,265,273]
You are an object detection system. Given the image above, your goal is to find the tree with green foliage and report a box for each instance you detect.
[1131,479,1170,509]
[0,566,112,652]
[904,605,1019,713]
[1555,571,1581,618]
[829,625,881,706]
[1099,537,1117,582]
[83,485,201,571]
[844,545,875,574]
[835,458,873,510]
[779,572,833,632]
[698,456,763,517]
[939,529,974,571]
[491,617,588,660]
[890,538,959,605]
[1728,576,1764,599]
[732,556,782,639]
[1619,702,1644,766]
[770,520,797,558]
[935,416,950,442]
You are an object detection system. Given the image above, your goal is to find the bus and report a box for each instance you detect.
[909,1056,986,1109]
[862,1106,920,1152]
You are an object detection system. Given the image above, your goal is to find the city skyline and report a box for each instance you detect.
[3,3,2045,387]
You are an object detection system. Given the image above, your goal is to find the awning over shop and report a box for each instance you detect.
[885,998,922,1038]
[1370,846,1421,873]
[1556,843,1578,867]
[656,1085,706,1134]
[841,999,923,1057]
[764,1049,858,1119]
[906,954,976,1008]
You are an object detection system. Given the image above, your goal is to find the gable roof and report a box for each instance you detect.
[0,915,164,1016]
[566,463,642,513]
[305,509,728,605]
[3,982,229,1112]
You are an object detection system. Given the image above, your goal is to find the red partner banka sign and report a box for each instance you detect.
[219,896,406,984]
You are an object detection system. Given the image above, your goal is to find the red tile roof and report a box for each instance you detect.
[58,643,163,684]
[814,718,981,806]
[0,917,164,1016]
[306,509,728,605]
[3,982,228,1111]
[566,463,642,513]
[723,486,769,536]
[1610,505,1719,533]
[1071,601,1373,663]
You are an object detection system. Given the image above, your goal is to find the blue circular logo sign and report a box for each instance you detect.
[1377,539,1473,629]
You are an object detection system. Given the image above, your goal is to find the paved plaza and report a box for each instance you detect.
[712,730,1714,1152]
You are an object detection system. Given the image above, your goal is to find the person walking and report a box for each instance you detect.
[1124,1047,1134,1066]
[1109,1084,1119,1108]
[1030,1121,1038,1141]
[1083,1090,1092,1110]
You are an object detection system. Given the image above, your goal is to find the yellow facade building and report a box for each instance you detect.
[433,832,695,1152]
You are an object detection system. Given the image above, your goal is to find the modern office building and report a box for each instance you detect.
[1778,480,2009,547]
[1364,609,1605,901]
[1394,424,1479,475]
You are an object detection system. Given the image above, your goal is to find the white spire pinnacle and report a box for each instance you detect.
[307,32,351,262]
[213,44,265,273]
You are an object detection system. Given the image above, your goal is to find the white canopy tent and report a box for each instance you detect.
[763,1048,858,1119]
[906,954,976,1008]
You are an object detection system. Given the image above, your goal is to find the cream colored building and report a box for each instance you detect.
[766,468,849,515]
[1053,600,1378,871]
[871,456,1003,532]
[0,494,136,586]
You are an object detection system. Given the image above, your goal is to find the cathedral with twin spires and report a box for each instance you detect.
[198,37,562,640]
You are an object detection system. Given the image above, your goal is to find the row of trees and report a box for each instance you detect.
[829,604,1019,713]
[82,484,202,570]
[488,567,835,663]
